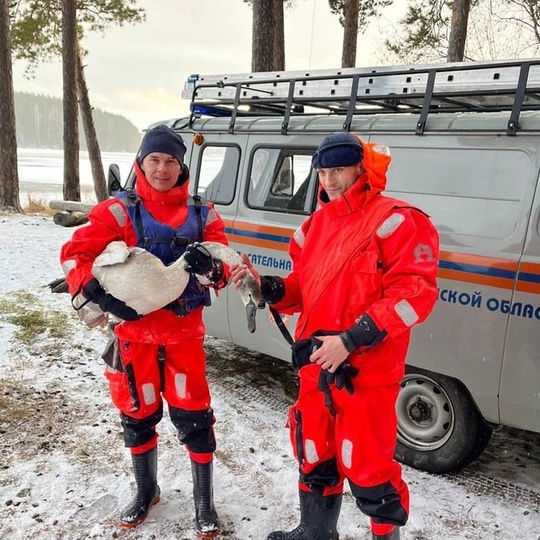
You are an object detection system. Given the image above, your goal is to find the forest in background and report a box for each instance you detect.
[14,92,141,152]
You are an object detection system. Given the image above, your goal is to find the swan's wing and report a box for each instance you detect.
[92,245,189,316]
[93,241,132,267]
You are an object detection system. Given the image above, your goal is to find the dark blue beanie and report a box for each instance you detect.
[311,132,363,169]
[138,124,187,164]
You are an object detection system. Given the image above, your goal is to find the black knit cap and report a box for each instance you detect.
[311,132,364,169]
[138,124,187,164]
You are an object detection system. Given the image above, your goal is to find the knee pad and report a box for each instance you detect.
[300,458,341,494]
[169,406,216,454]
[349,479,408,526]
[121,405,163,448]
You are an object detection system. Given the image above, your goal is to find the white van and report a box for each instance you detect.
[112,59,540,475]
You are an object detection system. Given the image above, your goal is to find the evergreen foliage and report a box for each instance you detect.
[14,91,141,151]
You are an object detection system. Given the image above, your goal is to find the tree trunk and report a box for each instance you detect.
[273,0,285,71]
[62,0,80,201]
[447,0,471,62]
[0,0,22,213]
[76,47,108,202]
[342,0,360,68]
[252,0,275,72]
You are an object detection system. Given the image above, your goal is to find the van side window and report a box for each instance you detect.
[387,147,530,242]
[247,147,317,214]
[197,145,240,205]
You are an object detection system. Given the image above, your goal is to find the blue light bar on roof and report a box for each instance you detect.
[191,104,232,117]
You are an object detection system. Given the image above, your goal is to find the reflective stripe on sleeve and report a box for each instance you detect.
[61,259,77,275]
[394,299,419,327]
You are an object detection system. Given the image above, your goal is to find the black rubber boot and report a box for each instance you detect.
[191,459,220,538]
[267,490,342,540]
[119,447,160,528]
[372,527,400,539]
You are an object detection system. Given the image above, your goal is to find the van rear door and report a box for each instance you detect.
[499,156,540,432]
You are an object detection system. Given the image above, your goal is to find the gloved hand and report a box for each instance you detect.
[318,361,360,396]
[184,242,224,286]
[83,278,141,321]
[184,242,213,274]
[48,277,69,294]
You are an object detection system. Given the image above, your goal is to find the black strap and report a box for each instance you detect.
[192,195,204,240]
[268,305,294,346]
[133,201,147,248]
[157,345,166,393]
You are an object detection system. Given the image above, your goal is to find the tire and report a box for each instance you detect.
[394,368,493,474]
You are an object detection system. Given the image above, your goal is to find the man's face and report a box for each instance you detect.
[141,152,182,192]
[317,162,364,201]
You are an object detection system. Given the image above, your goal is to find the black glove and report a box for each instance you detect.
[184,242,224,285]
[184,242,214,274]
[339,313,386,353]
[318,362,360,396]
[83,278,141,321]
[48,277,69,294]
[260,275,286,304]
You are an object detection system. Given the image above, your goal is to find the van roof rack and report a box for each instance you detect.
[182,59,540,136]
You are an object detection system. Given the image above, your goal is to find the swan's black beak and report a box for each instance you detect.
[246,296,257,333]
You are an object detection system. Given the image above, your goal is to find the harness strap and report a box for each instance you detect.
[133,202,148,248]
[269,305,294,346]
[157,345,166,393]
[192,195,204,241]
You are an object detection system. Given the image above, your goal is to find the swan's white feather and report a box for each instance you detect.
[91,241,261,318]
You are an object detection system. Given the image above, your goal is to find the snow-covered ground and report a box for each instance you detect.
[1,213,539,540]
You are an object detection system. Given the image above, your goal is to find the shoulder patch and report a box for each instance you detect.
[376,213,405,239]
[108,203,127,227]
[206,207,217,226]
[293,227,305,248]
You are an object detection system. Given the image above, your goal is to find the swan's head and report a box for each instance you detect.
[237,274,262,333]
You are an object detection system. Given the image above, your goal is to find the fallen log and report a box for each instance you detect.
[49,200,94,213]
[53,211,89,227]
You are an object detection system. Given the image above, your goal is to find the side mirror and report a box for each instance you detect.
[107,164,123,196]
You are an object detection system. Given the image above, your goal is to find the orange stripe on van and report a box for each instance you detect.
[228,235,288,252]
[234,220,295,239]
[439,250,518,272]
[437,268,515,291]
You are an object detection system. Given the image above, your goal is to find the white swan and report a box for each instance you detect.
[91,241,262,332]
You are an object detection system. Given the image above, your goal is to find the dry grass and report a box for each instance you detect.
[22,194,56,216]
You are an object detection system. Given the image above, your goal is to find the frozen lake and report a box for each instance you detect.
[17,148,135,206]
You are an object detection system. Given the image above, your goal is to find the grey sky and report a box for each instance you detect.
[12,0,403,131]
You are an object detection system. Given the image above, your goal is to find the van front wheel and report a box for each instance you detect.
[394,370,492,474]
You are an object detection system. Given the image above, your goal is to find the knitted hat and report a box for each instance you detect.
[138,124,187,164]
[311,132,364,169]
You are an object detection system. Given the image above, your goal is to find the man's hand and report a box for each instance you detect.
[230,253,261,291]
[309,334,349,372]
[83,278,141,321]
